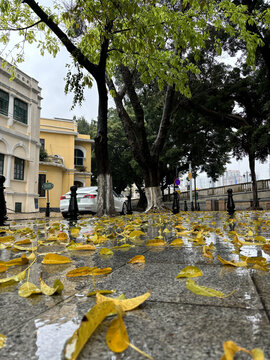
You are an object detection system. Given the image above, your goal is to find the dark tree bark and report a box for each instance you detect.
[107,66,175,211]
[248,152,259,209]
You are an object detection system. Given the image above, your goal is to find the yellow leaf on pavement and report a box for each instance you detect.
[0,264,7,273]
[99,248,114,256]
[186,279,236,298]
[67,242,96,251]
[91,267,112,276]
[96,291,151,312]
[0,334,6,349]
[42,253,71,264]
[14,238,31,245]
[87,290,116,297]
[170,238,184,246]
[254,236,266,243]
[13,244,38,251]
[66,267,98,277]
[57,232,68,241]
[0,235,14,243]
[6,254,29,267]
[70,228,80,237]
[146,239,166,246]
[106,313,129,353]
[64,300,117,360]
[217,255,247,267]
[40,277,64,295]
[220,341,264,360]
[18,281,42,298]
[128,255,145,264]
[0,269,26,285]
[128,230,145,238]
[250,348,265,360]
[176,266,203,278]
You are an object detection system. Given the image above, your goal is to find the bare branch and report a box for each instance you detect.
[0,20,42,31]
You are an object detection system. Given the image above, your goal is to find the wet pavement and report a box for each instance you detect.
[0,210,270,360]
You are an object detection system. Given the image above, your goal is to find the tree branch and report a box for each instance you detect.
[0,20,42,31]
[22,0,99,78]
[151,85,175,159]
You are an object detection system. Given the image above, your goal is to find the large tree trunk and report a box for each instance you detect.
[248,152,259,210]
[143,163,163,212]
[95,77,115,216]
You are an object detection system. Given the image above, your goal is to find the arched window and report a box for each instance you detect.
[74,149,84,166]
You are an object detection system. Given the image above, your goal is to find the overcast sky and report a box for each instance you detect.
[5,9,270,181]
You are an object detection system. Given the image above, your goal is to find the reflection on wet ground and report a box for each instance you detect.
[0,210,270,359]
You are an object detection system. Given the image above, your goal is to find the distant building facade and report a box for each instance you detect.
[0,60,41,213]
[39,118,93,211]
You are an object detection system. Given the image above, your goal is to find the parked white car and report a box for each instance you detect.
[60,186,128,218]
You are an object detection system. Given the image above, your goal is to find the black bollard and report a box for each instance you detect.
[184,200,188,211]
[197,202,200,211]
[191,201,194,211]
[227,188,235,216]
[127,194,133,215]
[0,175,8,226]
[172,191,179,214]
[68,185,79,221]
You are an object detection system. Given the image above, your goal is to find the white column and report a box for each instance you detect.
[7,95,14,127]
[5,154,12,187]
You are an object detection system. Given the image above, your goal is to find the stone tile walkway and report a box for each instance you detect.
[0,210,269,359]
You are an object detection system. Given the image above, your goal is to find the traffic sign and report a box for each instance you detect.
[42,182,54,190]
[188,172,192,180]
[174,178,180,186]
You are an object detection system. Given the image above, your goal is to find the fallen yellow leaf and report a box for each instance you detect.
[186,279,236,298]
[64,301,117,360]
[128,255,145,264]
[217,255,247,267]
[57,232,68,241]
[0,269,26,285]
[96,291,151,312]
[42,253,71,264]
[67,242,96,251]
[14,238,31,245]
[91,267,112,276]
[13,244,38,251]
[146,239,166,246]
[169,238,184,246]
[87,290,116,297]
[0,264,7,273]
[106,313,129,353]
[18,281,42,298]
[66,267,98,277]
[220,341,264,360]
[128,230,145,238]
[99,248,114,256]
[176,266,203,278]
[6,254,29,267]
[0,334,6,349]
[40,277,64,295]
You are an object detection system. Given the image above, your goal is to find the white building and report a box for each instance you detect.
[0,60,42,213]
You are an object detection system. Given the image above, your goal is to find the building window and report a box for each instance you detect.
[15,202,22,213]
[14,157,24,180]
[38,174,46,197]
[40,139,45,150]
[0,89,9,116]
[0,154,4,175]
[14,98,28,124]
[74,149,84,166]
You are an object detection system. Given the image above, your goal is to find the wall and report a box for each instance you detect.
[0,60,41,213]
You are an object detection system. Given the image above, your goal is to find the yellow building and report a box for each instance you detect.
[38,117,93,211]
